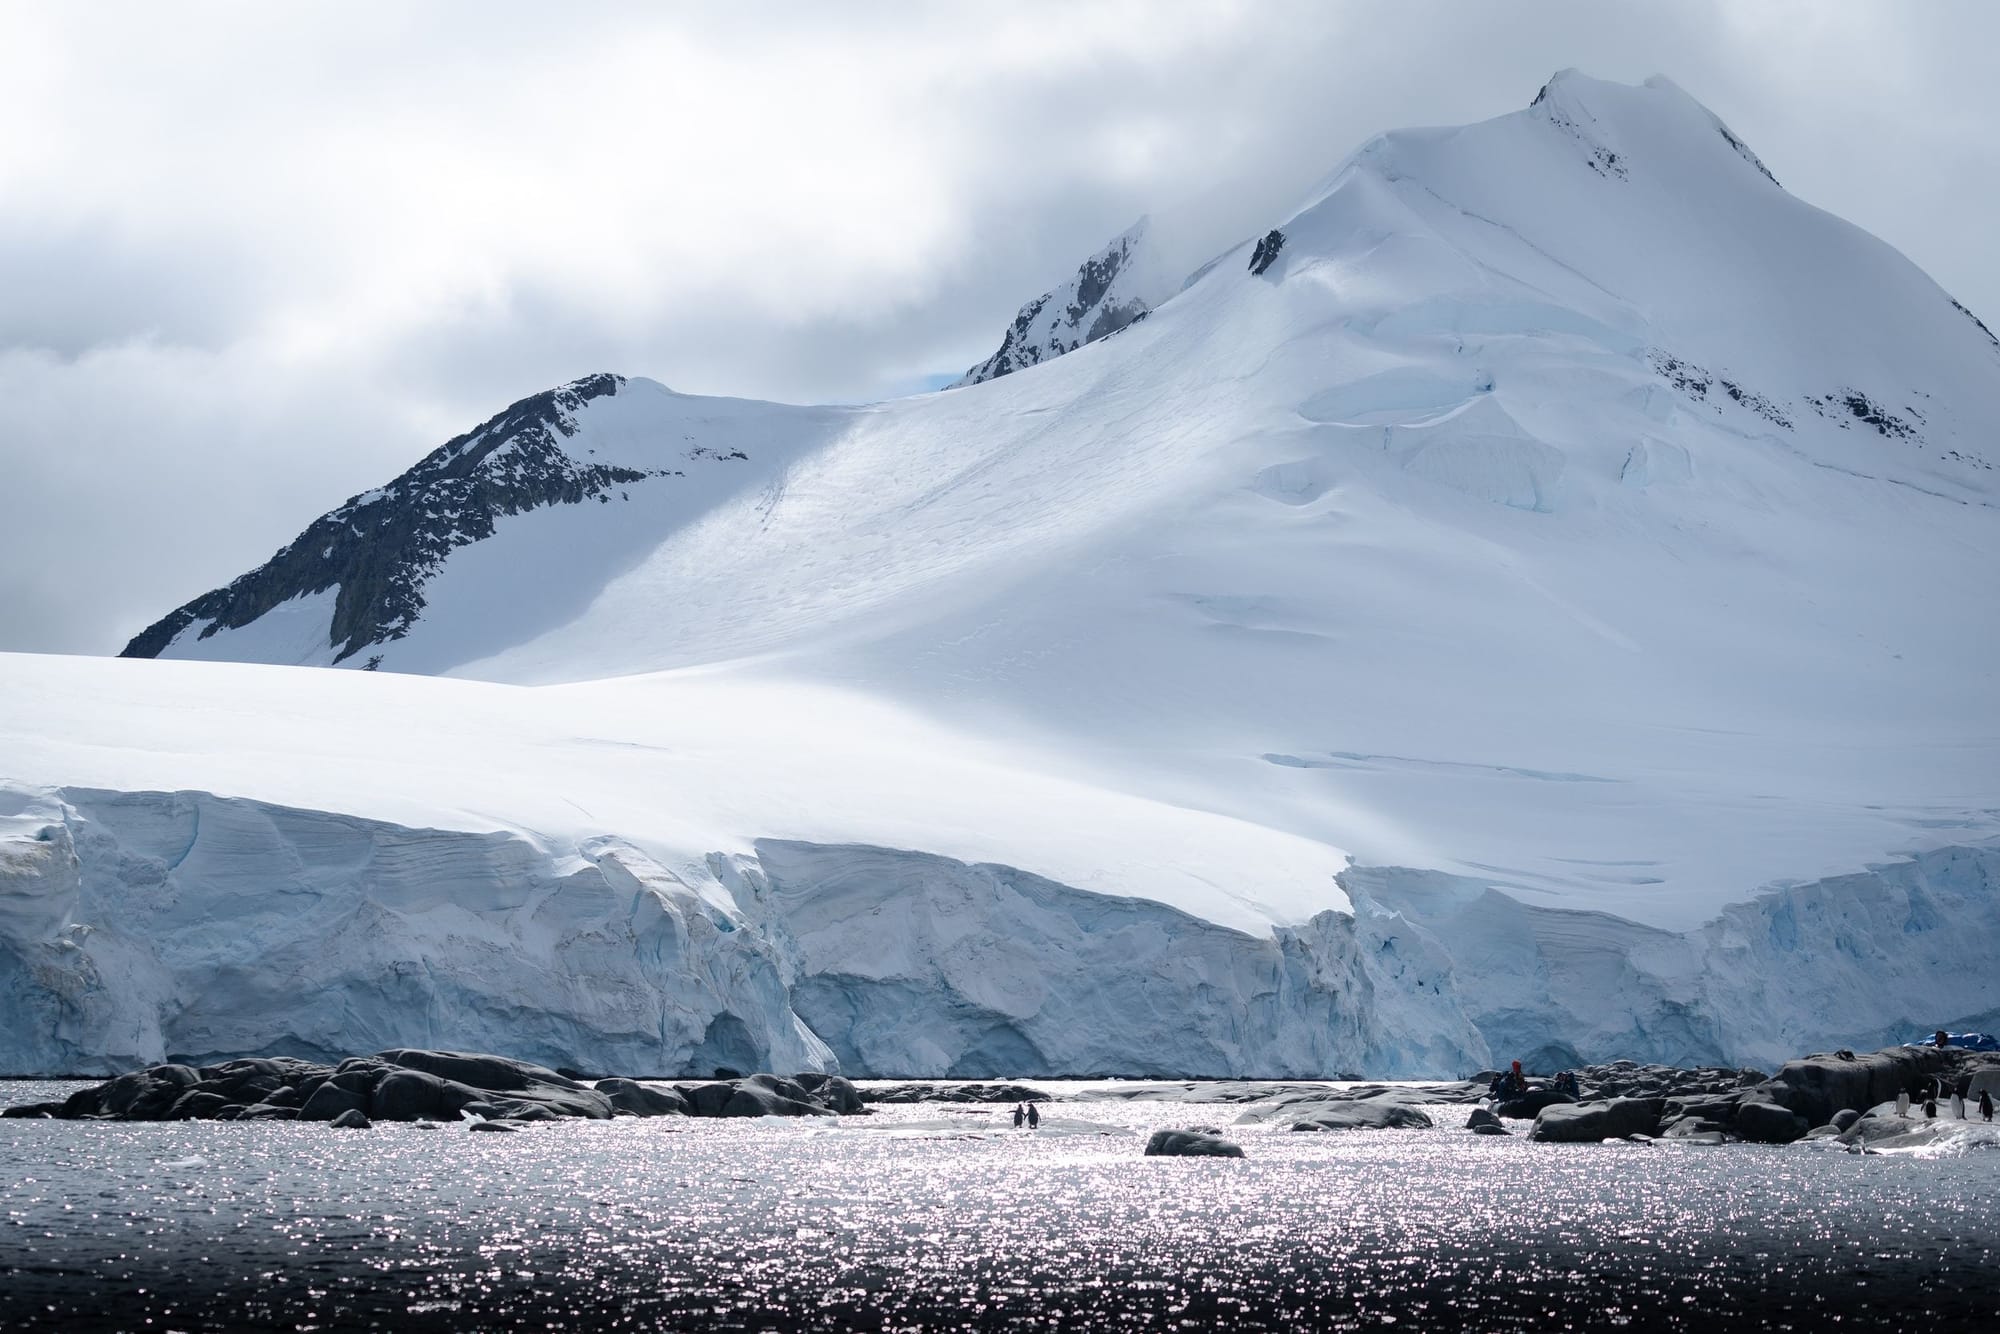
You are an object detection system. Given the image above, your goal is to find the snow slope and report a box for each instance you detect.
[11,72,1999,1074]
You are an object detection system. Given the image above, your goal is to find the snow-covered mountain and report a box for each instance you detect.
[8,71,1999,1077]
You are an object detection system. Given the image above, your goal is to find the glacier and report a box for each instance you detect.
[7,71,2000,1076]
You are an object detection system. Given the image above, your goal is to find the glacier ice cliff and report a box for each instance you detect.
[3,783,1994,1078]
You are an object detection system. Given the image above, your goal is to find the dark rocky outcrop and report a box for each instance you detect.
[121,374,665,665]
[30,1049,883,1127]
[595,1078,689,1118]
[1733,1100,1809,1145]
[860,1081,1051,1105]
[1145,1129,1244,1158]
[1530,1097,1664,1143]
[1248,229,1285,276]
[1494,1088,1575,1120]
[329,1108,373,1130]
[1290,1102,1434,1131]
[956,221,1156,387]
[1755,1046,1960,1129]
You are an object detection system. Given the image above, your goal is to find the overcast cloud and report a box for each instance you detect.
[2,0,1995,654]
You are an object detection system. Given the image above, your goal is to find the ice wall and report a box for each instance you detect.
[0,787,833,1076]
[2,783,1994,1077]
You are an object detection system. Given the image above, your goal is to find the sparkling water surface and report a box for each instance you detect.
[4,1080,1998,1331]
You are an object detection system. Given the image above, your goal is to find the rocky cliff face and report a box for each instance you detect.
[953,218,1169,386]
[122,374,659,666]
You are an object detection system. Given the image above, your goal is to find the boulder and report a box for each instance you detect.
[1830,1108,1863,1133]
[1495,1087,1576,1120]
[1734,1100,1809,1145]
[467,1119,519,1133]
[259,1084,303,1108]
[810,1076,865,1115]
[329,1108,372,1130]
[1530,1098,1664,1143]
[1145,1129,1244,1158]
[1466,1107,1503,1130]
[167,1091,232,1121]
[329,1067,386,1096]
[1472,1122,1510,1136]
[1,1102,63,1119]
[375,1049,585,1094]
[297,1083,368,1122]
[1758,1047,1950,1128]
[1661,1115,1730,1140]
[720,1084,832,1118]
[238,1103,299,1121]
[861,1082,1052,1105]
[371,1070,450,1122]
[1290,1103,1434,1131]
[596,1079,689,1117]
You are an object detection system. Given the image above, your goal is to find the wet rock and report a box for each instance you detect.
[596,1078,689,1117]
[1466,1107,1503,1131]
[1495,1087,1575,1119]
[297,1083,368,1122]
[375,1049,585,1095]
[329,1108,372,1130]
[1734,1100,1809,1145]
[861,1081,1051,1105]
[1757,1047,1951,1129]
[238,1104,299,1121]
[1472,1122,1510,1136]
[1146,1129,1244,1158]
[1,1102,63,1119]
[167,1091,232,1121]
[1830,1108,1863,1133]
[468,1119,519,1133]
[1661,1115,1730,1140]
[1531,1098,1664,1143]
[1289,1103,1434,1131]
[370,1069,450,1122]
[720,1084,832,1118]
[794,1075,864,1114]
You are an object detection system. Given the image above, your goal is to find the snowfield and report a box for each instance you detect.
[6,72,1998,1076]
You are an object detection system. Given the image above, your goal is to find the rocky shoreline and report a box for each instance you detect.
[0,1049,867,1130]
[7,1044,1996,1150]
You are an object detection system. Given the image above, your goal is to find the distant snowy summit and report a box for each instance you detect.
[122,70,2000,679]
[952,216,1173,386]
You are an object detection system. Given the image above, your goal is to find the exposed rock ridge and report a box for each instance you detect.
[953,219,1159,387]
[121,372,655,664]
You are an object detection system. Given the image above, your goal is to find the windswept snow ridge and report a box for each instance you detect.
[14,71,2000,1075]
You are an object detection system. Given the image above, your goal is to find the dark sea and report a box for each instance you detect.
[4,1080,1998,1332]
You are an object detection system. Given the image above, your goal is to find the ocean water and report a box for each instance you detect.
[3,1080,1998,1332]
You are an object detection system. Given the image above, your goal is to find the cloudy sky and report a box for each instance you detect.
[2,0,1995,655]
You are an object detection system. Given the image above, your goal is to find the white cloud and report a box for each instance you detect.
[1,0,1995,652]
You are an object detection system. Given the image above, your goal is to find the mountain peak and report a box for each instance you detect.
[952,215,1170,387]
